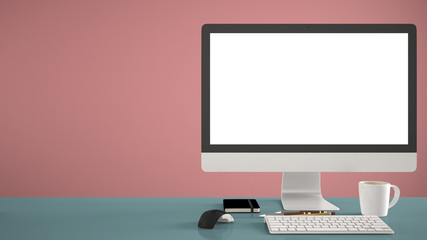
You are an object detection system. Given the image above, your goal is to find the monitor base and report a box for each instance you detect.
[281,172,340,211]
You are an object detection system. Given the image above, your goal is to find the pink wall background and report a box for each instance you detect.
[1,0,426,197]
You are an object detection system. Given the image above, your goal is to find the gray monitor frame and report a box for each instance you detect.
[202,24,417,153]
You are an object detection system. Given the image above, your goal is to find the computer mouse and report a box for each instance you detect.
[198,209,234,229]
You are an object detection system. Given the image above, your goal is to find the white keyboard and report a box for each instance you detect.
[264,215,394,234]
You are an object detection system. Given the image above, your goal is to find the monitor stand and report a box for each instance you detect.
[281,172,340,211]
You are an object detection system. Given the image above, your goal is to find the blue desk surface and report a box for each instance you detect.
[0,197,425,239]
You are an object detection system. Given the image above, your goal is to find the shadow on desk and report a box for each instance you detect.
[197,223,234,239]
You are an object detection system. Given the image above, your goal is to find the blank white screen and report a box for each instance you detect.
[210,33,408,145]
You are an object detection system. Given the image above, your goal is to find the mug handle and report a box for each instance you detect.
[388,185,400,209]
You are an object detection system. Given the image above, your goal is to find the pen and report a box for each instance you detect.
[260,211,336,217]
[259,212,335,217]
[299,212,335,215]
[277,211,336,215]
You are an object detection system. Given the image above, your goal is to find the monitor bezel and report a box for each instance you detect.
[201,24,417,153]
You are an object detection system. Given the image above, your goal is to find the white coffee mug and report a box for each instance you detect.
[359,181,400,217]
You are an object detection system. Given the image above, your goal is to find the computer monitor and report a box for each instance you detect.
[201,24,417,210]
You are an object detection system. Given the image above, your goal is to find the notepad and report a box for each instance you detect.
[223,199,260,213]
